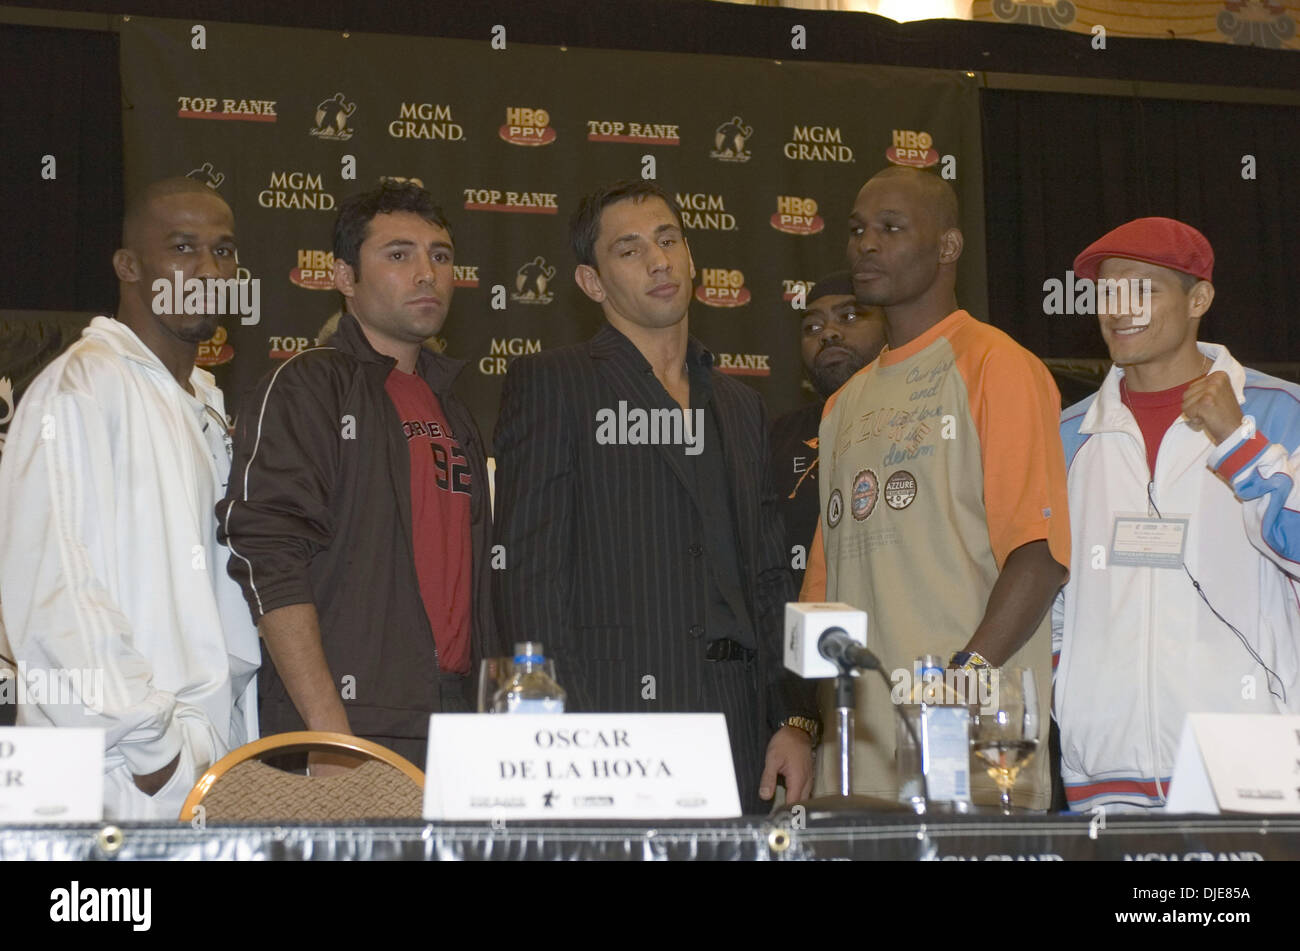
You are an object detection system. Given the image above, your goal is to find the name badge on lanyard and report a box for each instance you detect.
[1110,514,1189,569]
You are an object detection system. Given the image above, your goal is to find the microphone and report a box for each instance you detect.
[818,627,883,673]
[784,603,869,678]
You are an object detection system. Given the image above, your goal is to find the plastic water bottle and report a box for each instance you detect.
[492,642,567,714]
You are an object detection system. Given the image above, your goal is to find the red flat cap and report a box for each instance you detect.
[1073,217,1214,283]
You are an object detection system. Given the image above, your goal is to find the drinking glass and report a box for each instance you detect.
[969,666,1039,815]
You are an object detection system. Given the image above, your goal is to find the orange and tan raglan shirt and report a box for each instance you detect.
[800,309,1070,808]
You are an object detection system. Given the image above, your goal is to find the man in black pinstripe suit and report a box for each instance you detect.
[493,181,819,814]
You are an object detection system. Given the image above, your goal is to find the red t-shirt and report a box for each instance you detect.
[384,367,473,675]
[1120,377,1196,475]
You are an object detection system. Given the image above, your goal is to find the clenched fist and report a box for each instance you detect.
[1182,371,1243,445]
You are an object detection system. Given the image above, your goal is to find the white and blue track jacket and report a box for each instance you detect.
[1053,342,1300,811]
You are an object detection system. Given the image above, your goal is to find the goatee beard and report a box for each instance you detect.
[178,314,220,344]
[810,358,866,399]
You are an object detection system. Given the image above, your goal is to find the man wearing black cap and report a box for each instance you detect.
[769,272,885,589]
[1055,216,1300,812]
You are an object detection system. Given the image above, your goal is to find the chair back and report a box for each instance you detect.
[179,731,424,822]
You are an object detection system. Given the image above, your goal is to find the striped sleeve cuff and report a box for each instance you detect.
[1210,420,1270,483]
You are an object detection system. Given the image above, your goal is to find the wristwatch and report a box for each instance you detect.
[949,649,991,671]
[781,716,822,747]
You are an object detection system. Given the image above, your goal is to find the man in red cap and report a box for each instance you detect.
[1054,216,1300,812]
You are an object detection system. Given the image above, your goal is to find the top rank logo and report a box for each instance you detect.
[463,188,558,214]
[695,268,751,308]
[771,196,824,235]
[311,92,356,141]
[177,96,277,122]
[782,278,815,303]
[716,353,771,377]
[388,102,465,140]
[453,265,480,288]
[586,119,680,145]
[710,116,753,162]
[501,108,557,146]
[886,130,939,168]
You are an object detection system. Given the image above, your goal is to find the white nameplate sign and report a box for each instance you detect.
[423,713,742,820]
[1166,713,1300,814]
[0,727,104,823]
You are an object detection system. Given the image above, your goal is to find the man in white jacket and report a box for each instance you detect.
[0,178,259,819]
[1054,217,1300,812]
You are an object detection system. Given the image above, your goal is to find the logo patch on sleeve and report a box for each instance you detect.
[827,488,844,528]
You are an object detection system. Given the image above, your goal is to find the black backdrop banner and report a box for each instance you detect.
[120,15,985,445]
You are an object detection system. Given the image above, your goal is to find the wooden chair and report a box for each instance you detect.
[179,731,425,823]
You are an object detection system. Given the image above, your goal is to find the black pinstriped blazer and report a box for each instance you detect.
[492,322,816,732]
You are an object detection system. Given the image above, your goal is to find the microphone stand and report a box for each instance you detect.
[834,667,856,798]
[830,655,930,810]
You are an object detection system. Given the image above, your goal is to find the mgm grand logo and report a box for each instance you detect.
[388,102,465,140]
[675,193,736,231]
[783,125,854,162]
[480,337,541,375]
[259,171,335,210]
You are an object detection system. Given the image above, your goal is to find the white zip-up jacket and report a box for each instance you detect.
[0,316,259,819]
[1053,342,1300,811]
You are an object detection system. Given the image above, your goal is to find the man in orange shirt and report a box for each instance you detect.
[801,167,1070,808]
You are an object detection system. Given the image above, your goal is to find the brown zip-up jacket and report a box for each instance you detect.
[217,312,498,760]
